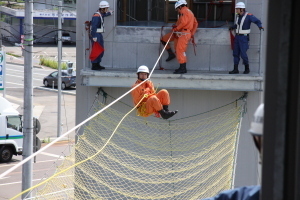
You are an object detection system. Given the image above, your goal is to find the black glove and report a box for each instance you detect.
[259,27,264,31]
[228,27,234,31]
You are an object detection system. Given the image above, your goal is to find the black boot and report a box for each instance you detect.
[98,63,106,70]
[92,63,101,70]
[166,49,176,62]
[229,65,239,74]
[174,63,187,74]
[159,109,178,119]
[243,64,250,74]
[163,105,169,111]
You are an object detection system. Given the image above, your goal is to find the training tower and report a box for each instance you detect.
[75,0,268,198]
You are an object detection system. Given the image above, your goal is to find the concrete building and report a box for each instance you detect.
[76,0,267,192]
[0,0,76,44]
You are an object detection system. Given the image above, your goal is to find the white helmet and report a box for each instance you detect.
[235,2,246,9]
[137,65,149,74]
[99,1,109,8]
[249,104,264,136]
[175,0,187,10]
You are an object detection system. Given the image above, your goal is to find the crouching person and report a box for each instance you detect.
[131,65,178,119]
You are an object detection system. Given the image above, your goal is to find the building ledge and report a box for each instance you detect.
[80,68,264,91]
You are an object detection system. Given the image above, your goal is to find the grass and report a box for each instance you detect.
[40,57,68,69]
[6,52,22,57]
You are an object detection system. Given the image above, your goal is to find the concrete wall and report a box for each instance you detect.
[76,0,268,190]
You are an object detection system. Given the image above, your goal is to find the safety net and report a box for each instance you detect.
[11,90,246,200]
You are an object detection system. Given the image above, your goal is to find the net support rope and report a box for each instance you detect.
[16,91,245,200]
[0,31,175,181]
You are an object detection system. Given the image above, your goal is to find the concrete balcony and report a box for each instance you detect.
[80,68,263,91]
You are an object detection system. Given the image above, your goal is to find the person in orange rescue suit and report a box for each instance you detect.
[90,1,113,70]
[131,65,178,119]
[160,0,198,74]
[228,2,264,74]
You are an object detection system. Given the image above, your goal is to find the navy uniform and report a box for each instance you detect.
[229,12,263,74]
[201,185,260,200]
[90,11,112,69]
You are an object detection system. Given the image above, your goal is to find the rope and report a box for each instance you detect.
[10,94,149,200]
[0,28,174,183]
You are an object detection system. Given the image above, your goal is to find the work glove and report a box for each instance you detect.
[259,27,264,31]
[191,35,195,44]
[228,27,234,31]
[172,27,178,32]
[93,37,97,42]
[109,10,114,14]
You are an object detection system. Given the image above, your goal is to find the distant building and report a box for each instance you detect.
[0,0,76,44]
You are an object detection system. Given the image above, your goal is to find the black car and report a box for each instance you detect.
[43,70,76,90]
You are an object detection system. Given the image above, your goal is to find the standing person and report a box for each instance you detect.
[160,0,198,74]
[131,65,178,119]
[229,2,264,74]
[201,104,264,200]
[90,1,113,70]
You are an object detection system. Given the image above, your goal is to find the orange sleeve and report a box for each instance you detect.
[191,17,198,36]
[131,80,155,106]
[176,10,189,31]
[176,8,195,31]
[131,83,143,106]
[145,81,155,94]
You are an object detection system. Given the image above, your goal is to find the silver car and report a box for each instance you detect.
[55,32,72,44]
[43,70,76,90]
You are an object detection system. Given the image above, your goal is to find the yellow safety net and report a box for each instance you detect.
[14,91,245,200]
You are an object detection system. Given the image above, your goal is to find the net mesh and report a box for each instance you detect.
[13,92,245,200]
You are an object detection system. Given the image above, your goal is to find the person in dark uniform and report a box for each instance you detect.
[90,1,113,70]
[229,2,264,74]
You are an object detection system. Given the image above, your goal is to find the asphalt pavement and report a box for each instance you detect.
[2,42,77,143]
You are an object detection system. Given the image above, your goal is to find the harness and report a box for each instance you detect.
[93,12,105,33]
[236,12,250,34]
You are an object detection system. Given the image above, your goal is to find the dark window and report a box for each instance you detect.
[117,0,234,28]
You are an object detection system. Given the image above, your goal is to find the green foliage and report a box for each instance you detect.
[6,52,21,57]
[39,57,67,70]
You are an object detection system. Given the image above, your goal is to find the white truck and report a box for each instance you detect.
[0,97,41,162]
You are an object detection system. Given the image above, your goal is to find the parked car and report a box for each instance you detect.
[54,32,72,44]
[43,70,76,90]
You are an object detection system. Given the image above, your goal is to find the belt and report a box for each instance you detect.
[236,33,249,36]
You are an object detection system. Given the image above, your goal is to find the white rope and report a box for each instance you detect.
[0,31,175,180]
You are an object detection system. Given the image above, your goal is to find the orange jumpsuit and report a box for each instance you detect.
[131,80,170,117]
[161,7,198,64]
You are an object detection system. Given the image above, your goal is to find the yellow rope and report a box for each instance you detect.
[10,95,148,200]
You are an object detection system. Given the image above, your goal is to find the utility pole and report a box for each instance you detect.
[0,11,2,50]
[57,1,62,137]
[22,0,33,199]
[0,10,5,98]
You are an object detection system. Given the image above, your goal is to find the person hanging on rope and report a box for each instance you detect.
[228,2,264,74]
[131,65,178,119]
[90,1,113,70]
[160,0,198,74]
[201,104,264,200]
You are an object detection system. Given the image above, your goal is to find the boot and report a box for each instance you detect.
[92,63,101,70]
[159,109,178,120]
[229,65,239,74]
[98,63,106,70]
[163,105,169,112]
[174,63,187,74]
[166,49,176,62]
[243,64,250,74]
